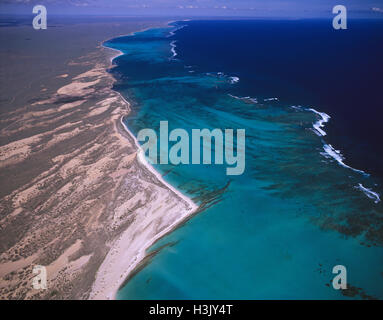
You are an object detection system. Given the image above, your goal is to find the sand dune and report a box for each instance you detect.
[0,19,193,300]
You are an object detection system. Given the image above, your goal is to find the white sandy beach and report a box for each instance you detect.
[89,45,198,300]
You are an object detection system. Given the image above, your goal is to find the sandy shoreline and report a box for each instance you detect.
[89,27,199,300]
[120,117,197,213]
[89,112,198,299]
[90,115,198,298]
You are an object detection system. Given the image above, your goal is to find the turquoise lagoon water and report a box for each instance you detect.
[104,22,383,299]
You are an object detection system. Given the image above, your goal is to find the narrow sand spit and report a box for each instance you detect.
[91,33,198,299]
[89,114,197,300]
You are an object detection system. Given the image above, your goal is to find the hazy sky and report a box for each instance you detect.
[1,0,383,18]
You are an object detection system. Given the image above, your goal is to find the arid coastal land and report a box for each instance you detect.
[0,17,196,300]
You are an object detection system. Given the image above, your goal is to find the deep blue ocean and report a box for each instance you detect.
[105,19,383,299]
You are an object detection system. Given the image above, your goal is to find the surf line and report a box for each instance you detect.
[305,106,380,203]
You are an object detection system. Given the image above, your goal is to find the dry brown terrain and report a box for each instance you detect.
[0,18,195,300]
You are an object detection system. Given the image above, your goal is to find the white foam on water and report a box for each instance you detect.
[228,94,250,100]
[321,144,367,175]
[356,183,381,203]
[207,72,240,85]
[230,76,240,84]
[228,94,258,104]
[170,40,178,59]
[167,25,186,37]
[305,107,369,177]
[308,108,331,137]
